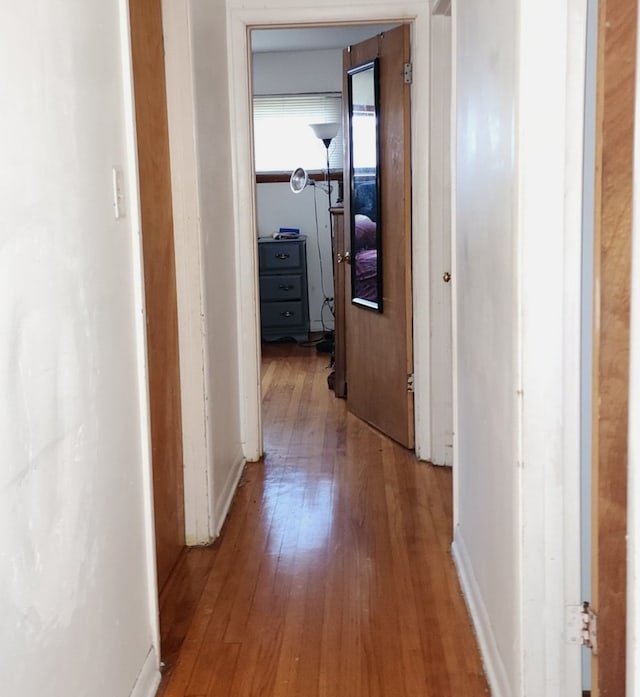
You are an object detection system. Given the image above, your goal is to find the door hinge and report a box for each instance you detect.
[403,62,413,84]
[566,602,598,654]
[407,373,415,393]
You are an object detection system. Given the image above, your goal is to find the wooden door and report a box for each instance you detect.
[331,207,347,398]
[129,0,186,592]
[343,25,414,448]
[591,0,637,692]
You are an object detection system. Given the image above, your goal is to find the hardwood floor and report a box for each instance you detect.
[156,342,489,697]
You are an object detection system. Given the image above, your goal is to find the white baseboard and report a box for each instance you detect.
[129,646,161,697]
[452,529,510,697]
[213,453,246,537]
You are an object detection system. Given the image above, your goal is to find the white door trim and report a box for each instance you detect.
[226,1,434,463]
[161,0,214,544]
[515,1,585,692]
[428,14,453,466]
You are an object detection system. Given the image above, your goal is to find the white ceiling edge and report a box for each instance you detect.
[251,24,399,54]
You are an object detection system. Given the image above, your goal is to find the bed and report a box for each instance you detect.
[353,214,378,303]
[351,177,380,305]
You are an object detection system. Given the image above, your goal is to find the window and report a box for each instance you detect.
[253,93,343,174]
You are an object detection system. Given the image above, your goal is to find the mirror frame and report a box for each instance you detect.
[347,58,382,312]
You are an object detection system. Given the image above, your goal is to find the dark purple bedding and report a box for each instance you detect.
[353,214,378,302]
[354,248,378,302]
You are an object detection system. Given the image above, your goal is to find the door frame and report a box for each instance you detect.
[226,3,434,463]
[428,11,453,465]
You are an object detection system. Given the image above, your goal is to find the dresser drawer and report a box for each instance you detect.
[258,237,309,342]
[260,301,305,328]
[259,274,302,301]
[259,241,301,270]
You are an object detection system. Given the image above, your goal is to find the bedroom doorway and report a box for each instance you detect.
[238,8,452,466]
[250,22,415,449]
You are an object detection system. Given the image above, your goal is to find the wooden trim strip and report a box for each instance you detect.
[256,171,343,184]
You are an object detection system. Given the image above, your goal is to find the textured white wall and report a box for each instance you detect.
[452,0,520,692]
[0,2,159,696]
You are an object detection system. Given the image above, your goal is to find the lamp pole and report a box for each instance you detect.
[321,138,333,243]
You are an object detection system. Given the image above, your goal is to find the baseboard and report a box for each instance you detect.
[213,453,246,537]
[452,529,510,697]
[129,646,161,697]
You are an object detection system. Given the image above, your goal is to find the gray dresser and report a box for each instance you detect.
[258,237,309,342]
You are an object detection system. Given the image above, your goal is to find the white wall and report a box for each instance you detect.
[452,0,521,691]
[452,0,584,695]
[252,48,342,94]
[189,0,245,535]
[253,49,340,332]
[0,3,159,697]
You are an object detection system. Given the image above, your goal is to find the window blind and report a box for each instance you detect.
[253,93,343,174]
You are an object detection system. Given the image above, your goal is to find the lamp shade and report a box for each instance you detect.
[309,122,340,142]
[290,167,311,194]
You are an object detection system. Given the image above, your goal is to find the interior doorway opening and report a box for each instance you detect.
[250,23,400,435]
[244,16,451,464]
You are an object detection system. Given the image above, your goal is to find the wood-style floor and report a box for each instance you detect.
[156,342,489,697]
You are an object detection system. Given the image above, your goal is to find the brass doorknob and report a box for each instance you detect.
[442,271,451,283]
[337,251,352,265]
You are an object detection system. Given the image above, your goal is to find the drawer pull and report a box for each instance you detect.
[280,310,295,318]
[278,284,294,291]
[275,253,290,260]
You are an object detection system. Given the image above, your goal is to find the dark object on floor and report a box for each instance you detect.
[327,371,335,391]
[316,339,334,354]
[316,330,335,355]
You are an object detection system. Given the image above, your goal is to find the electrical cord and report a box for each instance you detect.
[311,184,335,334]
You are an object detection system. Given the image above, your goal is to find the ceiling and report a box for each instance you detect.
[250,24,399,54]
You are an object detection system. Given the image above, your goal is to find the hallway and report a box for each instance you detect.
[156,342,489,697]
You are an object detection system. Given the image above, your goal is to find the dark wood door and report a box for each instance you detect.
[591,0,637,692]
[343,25,414,448]
[129,0,185,592]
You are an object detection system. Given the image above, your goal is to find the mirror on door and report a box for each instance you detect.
[347,58,382,312]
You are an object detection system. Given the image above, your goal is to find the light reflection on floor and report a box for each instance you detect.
[260,462,335,560]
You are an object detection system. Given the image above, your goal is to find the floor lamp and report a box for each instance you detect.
[290,122,340,353]
[310,122,340,236]
[310,123,340,354]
